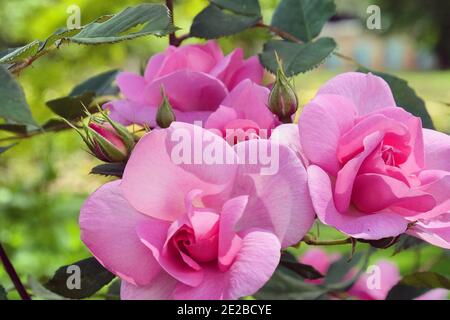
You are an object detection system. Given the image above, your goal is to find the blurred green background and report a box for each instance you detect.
[0,0,448,298]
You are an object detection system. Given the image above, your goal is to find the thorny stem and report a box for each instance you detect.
[166,0,177,46]
[0,243,31,300]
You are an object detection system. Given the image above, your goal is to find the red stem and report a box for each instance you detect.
[0,243,31,300]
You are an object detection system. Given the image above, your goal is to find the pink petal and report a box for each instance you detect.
[156,46,217,77]
[103,100,157,127]
[221,79,277,130]
[146,70,228,112]
[79,181,162,286]
[229,56,264,89]
[299,94,356,175]
[317,72,396,115]
[210,48,244,89]
[349,260,400,300]
[308,165,409,240]
[375,107,425,173]
[121,122,238,221]
[144,52,167,82]
[416,289,448,300]
[120,272,177,300]
[225,229,281,299]
[299,249,338,275]
[173,229,281,299]
[352,173,436,214]
[205,106,238,133]
[136,219,204,287]
[116,72,148,104]
[232,139,315,247]
[423,128,450,172]
[218,196,248,271]
[408,215,450,249]
[270,124,309,166]
[414,170,450,220]
[334,132,384,213]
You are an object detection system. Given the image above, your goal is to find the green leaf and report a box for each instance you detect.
[254,267,327,300]
[40,28,82,51]
[211,0,261,16]
[0,144,16,155]
[324,253,362,286]
[90,163,126,178]
[386,272,450,300]
[0,66,37,126]
[69,4,174,44]
[358,68,434,129]
[280,252,324,280]
[44,257,115,299]
[259,38,336,76]
[46,69,119,120]
[46,92,96,120]
[0,41,40,64]
[0,284,8,300]
[28,276,67,300]
[69,69,119,97]
[271,0,336,42]
[190,4,261,39]
[393,235,424,255]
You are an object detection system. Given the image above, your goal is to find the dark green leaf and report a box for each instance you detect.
[41,119,72,132]
[190,4,261,39]
[69,4,175,44]
[358,236,400,249]
[255,267,327,300]
[280,252,324,280]
[259,38,336,76]
[271,0,336,42]
[46,92,96,120]
[324,253,363,286]
[45,257,115,299]
[70,69,119,97]
[0,66,37,126]
[28,276,66,300]
[211,0,261,16]
[46,69,119,119]
[386,272,450,300]
[358,68,434,129]
[393,235,424,255]
[106,279,121,300]
[90,163,126,178]
[0,284,7,300]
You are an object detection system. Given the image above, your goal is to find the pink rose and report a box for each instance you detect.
[205,79,280,144]
[80,122,314,299]
[299,249,448,300]
[290,72,450,246]
[104,41,264,127]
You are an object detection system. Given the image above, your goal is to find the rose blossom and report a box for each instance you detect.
[80,122,315,299]
[276,72,449,247]
[205,79,280,143]
[299,249,448,300]
[104,41,263,127]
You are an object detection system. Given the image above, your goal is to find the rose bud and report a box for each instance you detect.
[71,111,135,163]
[268,56,298,123]
[156,88,176,128]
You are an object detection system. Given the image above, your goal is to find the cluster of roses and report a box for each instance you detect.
[79,41,450,300]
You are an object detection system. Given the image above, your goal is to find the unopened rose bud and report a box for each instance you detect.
[156,89,176,128]
[268,57,298,123]
[74,111,135,163]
